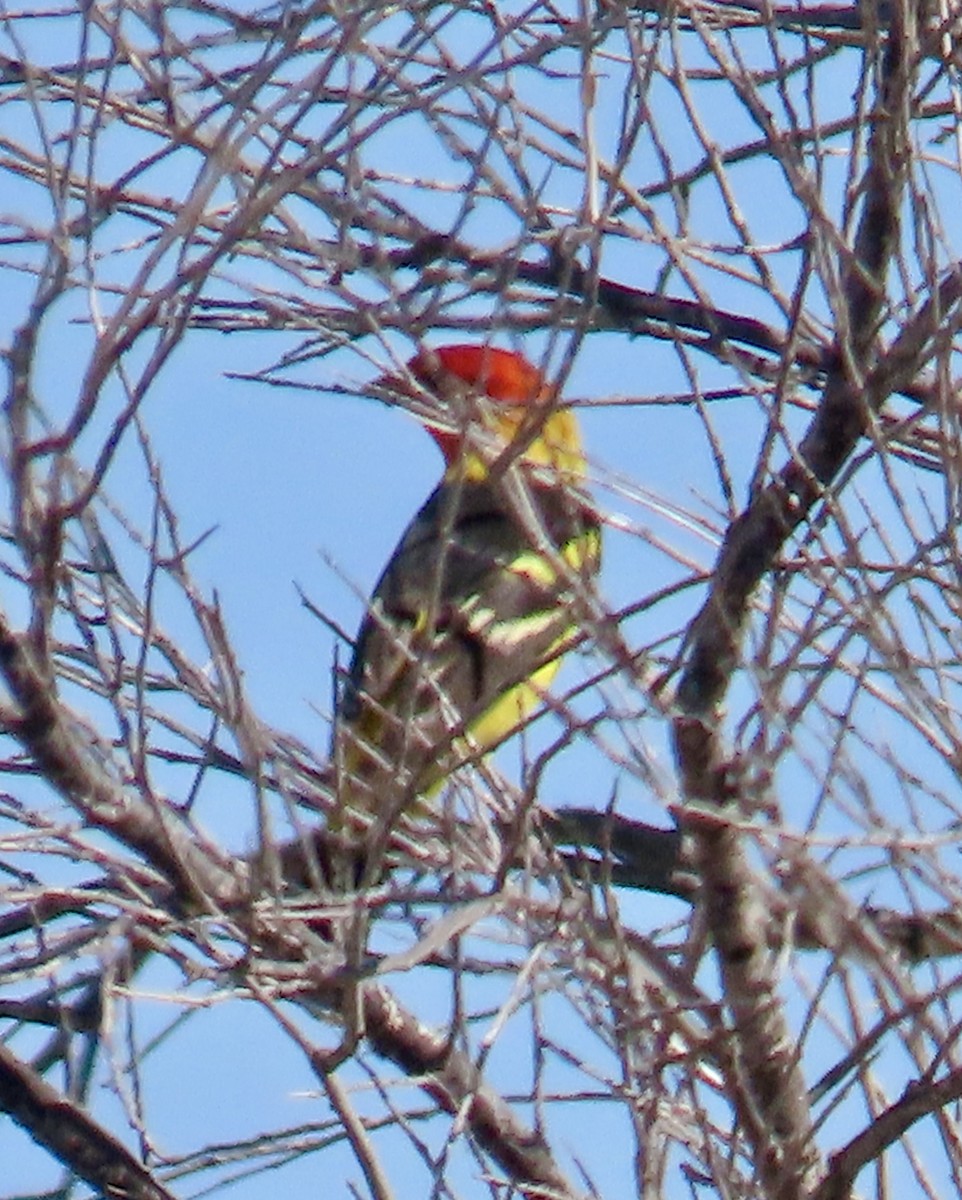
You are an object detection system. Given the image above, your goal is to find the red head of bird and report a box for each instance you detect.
[388,344,586,484]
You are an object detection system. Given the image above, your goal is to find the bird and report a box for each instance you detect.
[331,344,601,863]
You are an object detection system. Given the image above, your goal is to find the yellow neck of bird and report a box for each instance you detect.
[444,407,586,485]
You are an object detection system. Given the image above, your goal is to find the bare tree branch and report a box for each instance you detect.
[0,1042,177,1200]
[3,2,962,1196]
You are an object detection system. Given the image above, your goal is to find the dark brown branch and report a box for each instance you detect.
[543,808,691,897]
[0,1042,177,1200]
[812,1067,962,1200]
[537,809,962,964]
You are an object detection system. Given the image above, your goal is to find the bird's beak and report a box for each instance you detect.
[370,367,461,445]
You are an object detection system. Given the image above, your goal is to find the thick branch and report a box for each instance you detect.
[0,1042,176,1200]
[669,10,922,1198]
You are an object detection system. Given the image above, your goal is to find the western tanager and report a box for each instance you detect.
[334,344,601,833]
